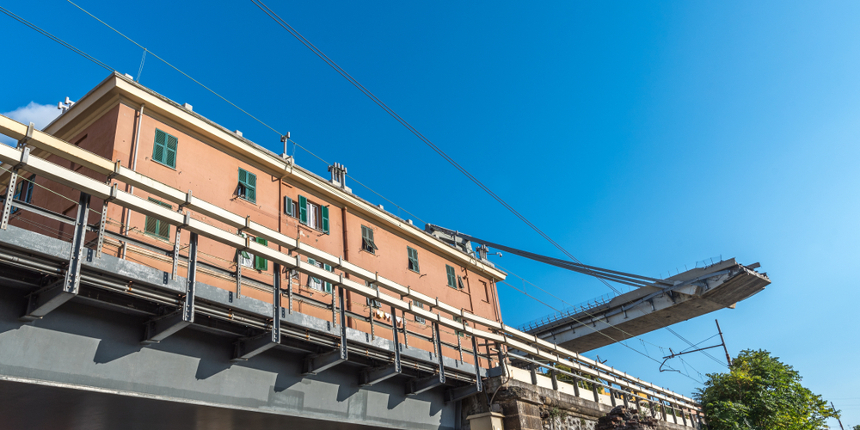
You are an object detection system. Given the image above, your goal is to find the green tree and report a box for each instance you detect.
[695,349,838,430]
[852,425,860,430]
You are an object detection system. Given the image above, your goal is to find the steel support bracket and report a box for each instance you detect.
[1,170,19,230]
[16,122,34,148]
[302,285,347,375]
[234,263,282,361]
[142,232,197,344]
[359,363,400,386]
[407,373,446,396]
[444,384,481,403]
[21,193,90,320]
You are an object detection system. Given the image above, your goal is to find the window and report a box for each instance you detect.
[254,237,268,271]
[152,129,178,168]
[239,249,254,268]
[407,246,420,273]
[361,225,377,254]
[446,265,457,289]
[284,196,296,217]
[366,282,381,308]
[458,275,465,290]
[237,168,257,203]
[144,198,172,240]
[454,316,468,337]
[306,258,332,293]
[298,195,329,233]
[10,175,35,214]
[413,300,425,324]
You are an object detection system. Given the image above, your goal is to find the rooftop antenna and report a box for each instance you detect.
[57,97,75,113]
[280,132,291,160]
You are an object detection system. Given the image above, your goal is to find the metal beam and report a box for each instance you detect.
[359,364,400,386]
[20,192,89,321]
[302,286,347,375]
[408,322,446,396]
[407,373,445,396]
[141,232,198,345]
[232,263,282,361]
[444,384,481,403]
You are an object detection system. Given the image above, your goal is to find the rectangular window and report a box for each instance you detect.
[307,201,318,229]
[239,249,254,268]
[152,129,178,168]
[144,198,172,240]
[361,225,376,254]
[458,275,465,290]
[454,316,468,337]
[413,300,425,324]
[10,175,35,214]
[366,282,381,308]
[446,265,457,289]
[254,237,268,271]
[284,196,296,217]
[307,257,328,292]
[323,263,333,293]
[407,246,420,273]
[297,195,329,233]
[237,168,257,203]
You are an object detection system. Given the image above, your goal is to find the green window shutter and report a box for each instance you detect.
[153,129,167,164]
[254,237,268,270]
[145,197,172,240]
[299,195,308,224]
[238,169,257,203]
[323,263,332,293]
[321,205,329,234]
[408,247,419,272]
[285,196,294,216]
[165,134,178,168]
[457,275,464,290]
[446,265,456,288]
[246,171,256,203]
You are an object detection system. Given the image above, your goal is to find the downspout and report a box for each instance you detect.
[120,103,144,259]
[341,205,353,328]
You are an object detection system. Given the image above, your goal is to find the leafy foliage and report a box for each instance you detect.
[695,350,838,430]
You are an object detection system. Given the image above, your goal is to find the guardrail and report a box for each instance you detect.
[0,114,702,412]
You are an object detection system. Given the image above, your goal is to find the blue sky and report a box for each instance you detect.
[2,0,859,425]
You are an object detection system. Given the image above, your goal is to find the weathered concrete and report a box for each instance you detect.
[461,376,695,430]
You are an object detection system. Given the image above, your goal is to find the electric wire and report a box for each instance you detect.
[498,280,704,385]
[10,2,713,386]
[666,327,727,368]
[64,1,433,242]
[498,263,728,374]
[0,6,114,72]
[248,0,622,296]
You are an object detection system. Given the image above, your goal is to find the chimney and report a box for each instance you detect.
[328,162,351,193]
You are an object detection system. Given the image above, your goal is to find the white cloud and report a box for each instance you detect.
[0,102,62,147]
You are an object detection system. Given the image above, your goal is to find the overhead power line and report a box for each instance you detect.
[248,0,622,296]
[0,6,114,72]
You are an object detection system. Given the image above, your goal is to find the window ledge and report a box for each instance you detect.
[149,158,177,171]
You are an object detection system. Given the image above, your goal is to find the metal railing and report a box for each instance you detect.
[0,114,702,413]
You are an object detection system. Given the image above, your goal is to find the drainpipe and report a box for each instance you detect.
[120,103,145,259]
[341,205,352,328]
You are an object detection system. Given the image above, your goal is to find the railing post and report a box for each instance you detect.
[1,170,19,230]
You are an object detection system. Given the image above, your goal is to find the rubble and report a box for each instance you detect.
[595,406,657,430]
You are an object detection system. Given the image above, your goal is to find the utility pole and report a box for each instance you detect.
[715,319,732,367]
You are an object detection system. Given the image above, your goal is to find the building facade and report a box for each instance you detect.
[6,72,507,364]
